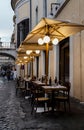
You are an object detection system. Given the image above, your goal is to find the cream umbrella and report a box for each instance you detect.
[22,17,84,84]
[24,17,84,43]
[16,50,41,78]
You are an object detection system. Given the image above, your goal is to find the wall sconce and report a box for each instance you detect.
[50,3,60,16]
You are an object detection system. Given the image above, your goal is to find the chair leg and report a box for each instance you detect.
[31,100,35,115]
[44,102,48,112]
[47,102,49,111]
[57,101,60,110]
[68,101,70,112]
[44,103,45,112]
[64,102,66,112]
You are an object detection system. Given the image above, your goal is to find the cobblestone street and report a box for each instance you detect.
[0,78,26,130]
[0,77,84,130]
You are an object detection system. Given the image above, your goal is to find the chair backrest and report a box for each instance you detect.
[58,80,65,85]
[64,81,71,99]
[64,82,71,91]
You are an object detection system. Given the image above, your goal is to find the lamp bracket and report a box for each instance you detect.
[50,3,60,15]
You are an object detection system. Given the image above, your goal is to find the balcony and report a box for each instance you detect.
[0,42,15,49]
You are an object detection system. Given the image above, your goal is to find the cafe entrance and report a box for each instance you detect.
[59,38,69,82]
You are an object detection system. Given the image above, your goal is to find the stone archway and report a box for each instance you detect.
[0,52,15,69]
[0,52,15,60]
[0,52,16,77]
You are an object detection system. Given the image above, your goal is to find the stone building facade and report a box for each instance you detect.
[11,0,84,102]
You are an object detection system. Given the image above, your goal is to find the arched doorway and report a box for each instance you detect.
[0,53,15,76]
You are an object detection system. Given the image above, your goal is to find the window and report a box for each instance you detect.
[17,18,29,48]
[36,6,38,24]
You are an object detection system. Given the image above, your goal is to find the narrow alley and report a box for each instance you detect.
[0,77,84,130]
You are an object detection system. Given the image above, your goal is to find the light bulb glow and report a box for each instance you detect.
[35,50,40,54]
[43,35,50,43]
[38,38,44,45]
[24,56,28,59]
[26,50,32,55]
[52,38,59,45]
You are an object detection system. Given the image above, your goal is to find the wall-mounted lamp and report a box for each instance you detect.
[50,3,60,16]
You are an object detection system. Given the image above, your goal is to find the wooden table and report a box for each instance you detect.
[24,78,32,96]
[42,85,67,112]
[32,80,45,87]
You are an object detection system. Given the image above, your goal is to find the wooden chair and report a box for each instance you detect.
[31,86,50,115]
[55,81,71,112]
[16,77,26,96]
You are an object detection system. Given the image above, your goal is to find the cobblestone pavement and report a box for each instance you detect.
[0,77,84,130]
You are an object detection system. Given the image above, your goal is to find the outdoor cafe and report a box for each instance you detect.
[15,17,84,114]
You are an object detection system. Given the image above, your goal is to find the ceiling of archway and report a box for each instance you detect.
[0,53,15,60]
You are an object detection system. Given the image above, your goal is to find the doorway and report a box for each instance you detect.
[59,38,69,82]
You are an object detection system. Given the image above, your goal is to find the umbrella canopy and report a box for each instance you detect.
[20,17,84,84]
[16,50,40,64]
[18,42,53,52]
[24,17,84,44]
[17,51,40,57]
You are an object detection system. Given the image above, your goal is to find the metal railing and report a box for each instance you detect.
[0,42,15,49]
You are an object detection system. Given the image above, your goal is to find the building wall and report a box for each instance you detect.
[55,0,84,101]
[14,0,30,45]
[15,0,30,22]
[49,46,57,80]
[31,0,44,28]
[39,51,44,78]
[18,2,30,22]
[12,0,84,101]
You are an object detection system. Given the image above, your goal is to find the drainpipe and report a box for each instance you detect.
[30,0,32,31]
[45,0,47,17]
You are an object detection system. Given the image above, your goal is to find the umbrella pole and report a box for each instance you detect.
[27,62,28,76]
[31,58,33,78]
[45,43,49,85]
[24,64,25,77]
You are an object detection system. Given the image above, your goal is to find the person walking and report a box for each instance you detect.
[6,69,11,81]
[13,68,17,80]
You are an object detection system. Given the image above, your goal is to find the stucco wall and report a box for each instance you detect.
[39,51,45,78]
[55,0,80,23]
[18,2,30,22]
[49,46,56,81]
[55,0,84,101]
[13,0,84,101]
[31,0,44,28]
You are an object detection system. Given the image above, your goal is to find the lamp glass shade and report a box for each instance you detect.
[24,56,28,59]
[26,50,32,55]
[35,50,40,54]
[38,38,44,45]
[43,35,50,43]
[52,38,59,45]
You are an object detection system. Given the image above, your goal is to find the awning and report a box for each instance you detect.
[17,17,84,84]
[24,17,84,44]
